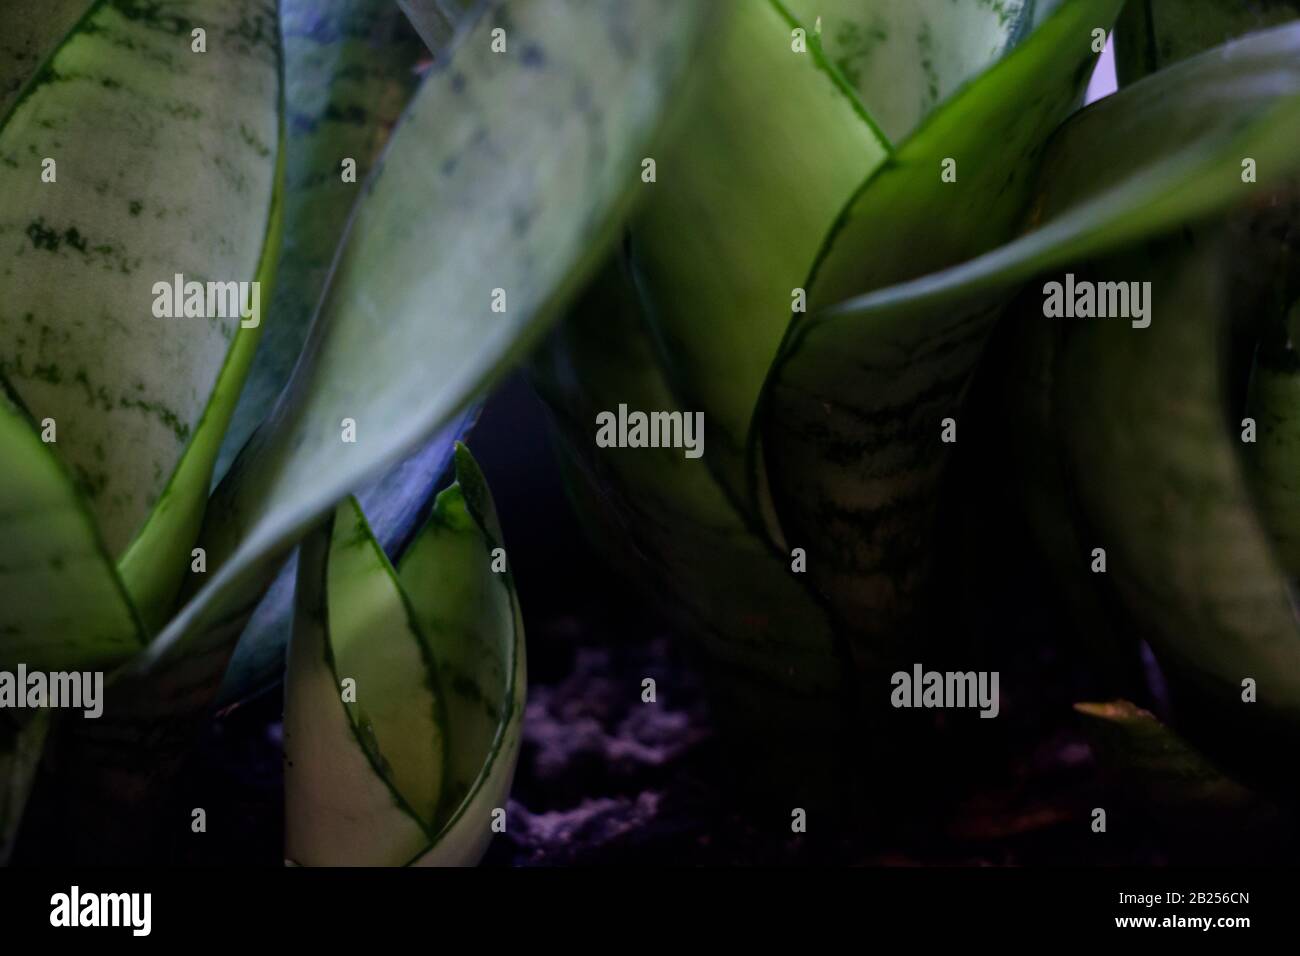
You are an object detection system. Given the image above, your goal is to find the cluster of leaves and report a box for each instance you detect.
[1,0,1298,864]
[0,0,710,864]
[534,0,1300,823]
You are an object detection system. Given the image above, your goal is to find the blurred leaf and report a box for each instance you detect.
[1244,324,1300,577]
[0,710,49,866]
[805,0,1124,311]
[1075,700,1288,836]
[0,0,283,630]
[1115,0,1300,85]
[397,0,480,54]
[1055,232,1300,725]
[214,0,431,484]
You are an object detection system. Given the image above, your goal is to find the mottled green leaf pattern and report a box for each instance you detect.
[784,0,1048,143]
[286,445,523,867]
[57,0,706,827]
[0,0,280,558]
[214,0,432,483]
[761,20,1300,654]
[630,0,888,503]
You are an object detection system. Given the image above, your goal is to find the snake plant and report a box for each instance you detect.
[534,0,1300,819]
[2,0,1298,866]
[0,0,707,865]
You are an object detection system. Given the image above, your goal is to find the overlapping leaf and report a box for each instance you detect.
[0,0,282,647]
[1116,0,1300,84]
[760,18,1300,652]
[398,0,480,55]
[216,0,472,707]
[533,261,846,724]
[215,0,434,483]
[285,445,523,867]
[630,0,1045,504]
[60,0,708,813]
[1054,233,1300,726]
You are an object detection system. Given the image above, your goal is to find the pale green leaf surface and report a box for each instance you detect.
[407,445,525,866]
[286,446,523,867]
[805,0,1124,312]
[783,0,1049,143]
[283,506,436,867]
[0,0,280,563]
[214,0,431,485]
[629,0,889,501]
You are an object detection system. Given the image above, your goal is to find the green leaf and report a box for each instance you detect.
[404,444,525,866]
[73,0,706,802]
[1115,0,1300,85]
[213,0,434,484]
[783,0,1053,144]
[0,384,142,672]
[628,0,889,501]
[216,410,478,708]
[0,0,283,629]
[1054,232,1300,724]
[284,497,446,867]
[759,20,1300,650]
[285,445,524,867]
[805,0,1124,312]
[532,261,849,740]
